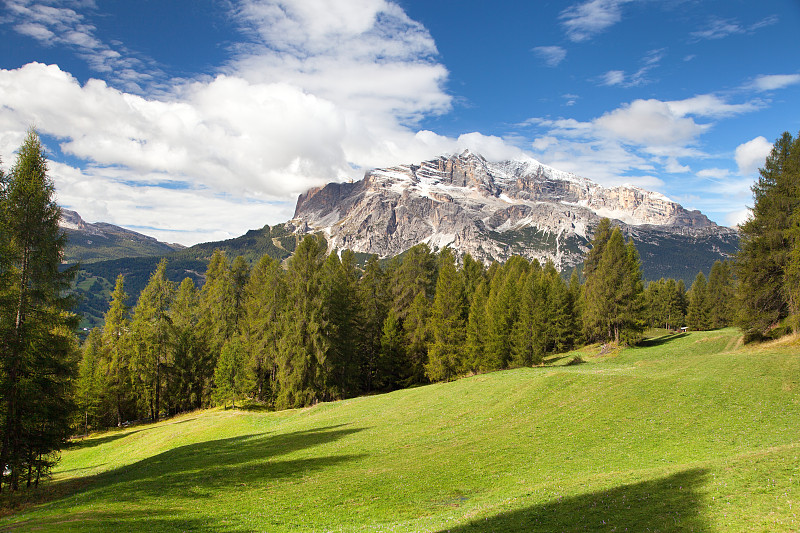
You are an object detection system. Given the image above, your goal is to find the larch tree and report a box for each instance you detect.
[130,259,174,421]
[736,131,800,339]
[101,274,132,426]
[0,130,78,491]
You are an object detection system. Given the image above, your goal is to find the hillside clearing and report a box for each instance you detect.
[1,328,798,532]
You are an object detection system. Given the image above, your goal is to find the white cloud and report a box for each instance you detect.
[560,0,630,42]
[666,94,760,118]
[749,74,800,92]
[725,208,750,228]
[595,99,708,148]
[690,15,778,41]
[601,70,625,86]
[532,46,567,67]
[735,136,773,175]
[697,168,730,180]
[5,0,162,91]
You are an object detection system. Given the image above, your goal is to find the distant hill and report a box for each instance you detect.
[61,210,185,264]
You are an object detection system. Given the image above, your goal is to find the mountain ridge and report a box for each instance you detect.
[289,150,736,271]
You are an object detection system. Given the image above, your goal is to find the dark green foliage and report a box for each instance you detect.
[644,277,687,330]
[130,260,175,421]
[0,130,79,491]
[355,256,389,392]
[583,223,645,344]
[213,336,249,409]
[426,249,468,381]
[686,272,711,331]
[167,278,208,413]
[707,260,735,329]
[736,131,800,339]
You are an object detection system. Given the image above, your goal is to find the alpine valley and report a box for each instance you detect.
[64,151,739,328]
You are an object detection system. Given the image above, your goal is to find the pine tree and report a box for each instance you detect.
[200,250,237,361]
[484,256,528,370]
[426,249,467,382]
[464,279,489,373]
[0,130,78,491]
[379,308,405,389]
[736,131,800,339]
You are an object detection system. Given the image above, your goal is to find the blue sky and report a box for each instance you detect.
[1,0,799,245]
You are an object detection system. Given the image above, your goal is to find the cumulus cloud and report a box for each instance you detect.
[735,136,773,175]
[532,46,567,67]
[594,99,708,148]
[560,0,631,42]
[0,0,470,244]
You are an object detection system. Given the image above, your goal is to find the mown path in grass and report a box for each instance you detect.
[1,328,798,531]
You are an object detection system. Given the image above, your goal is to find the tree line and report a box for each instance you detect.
[77,219,655,427]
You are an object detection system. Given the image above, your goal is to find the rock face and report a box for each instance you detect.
[291,151,738,277]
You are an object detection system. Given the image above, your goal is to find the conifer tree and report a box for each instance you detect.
[464,279,490,373]
[213,336,248,409]
[240,255,285,403]
[356,256,388,392]
[686,272,711,330]
[736,131,800,338]
[426,249,467,381]
[583,227,644,343]
[484,256,528,369]
[276,235,328,408]
[168,277,207,412]
[707,260,734,329]
[77,329,104,435]
[379,308,405,389]
[101,275,132,426]
[130,259,174,421]
[0,130,78,491]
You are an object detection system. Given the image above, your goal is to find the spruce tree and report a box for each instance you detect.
[356,256,389,391]
[213,336,248,409]
[168,277,207,412]
[464,279,489,373]
[77,329,104,435]
[707,260,734,329]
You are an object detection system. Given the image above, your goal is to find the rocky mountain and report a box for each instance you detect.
[290,150,738,279]
[61,209,185,264]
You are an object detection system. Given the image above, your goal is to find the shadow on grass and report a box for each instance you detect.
[638,333,689,348]
[438,468,709,533]
[1,508,252,532]
[1,425,365,530]
[67,429,146,451]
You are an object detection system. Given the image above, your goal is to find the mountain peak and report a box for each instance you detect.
[291,152,736,271]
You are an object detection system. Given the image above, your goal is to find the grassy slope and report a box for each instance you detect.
[2,328,799,532]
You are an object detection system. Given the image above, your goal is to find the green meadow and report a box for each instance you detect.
[1,328,798,532]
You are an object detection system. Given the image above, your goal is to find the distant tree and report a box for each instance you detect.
[168,277,207,413]
[379,308,405,389]
[130,259,174,421]
[464,279,490,373]
[240,255,285,403]
[484,256,528,369]
[275,235,328,409]
[101,275,133,426]
[0,129,78,491]
[736,131,800,339]
[200,250,237,361]
[707,260,735,329]
[583,226,644,344]
[213,336,248,409]
[686,272,711,331]
[356,256,389,392]
[77,329,104,434]
[426,249,467,382]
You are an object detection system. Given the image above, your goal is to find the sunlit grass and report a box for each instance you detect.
[1,328,798,531]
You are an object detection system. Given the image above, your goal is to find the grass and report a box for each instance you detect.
[1,328,799,531]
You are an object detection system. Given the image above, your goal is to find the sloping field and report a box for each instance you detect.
[1,329,798,531]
